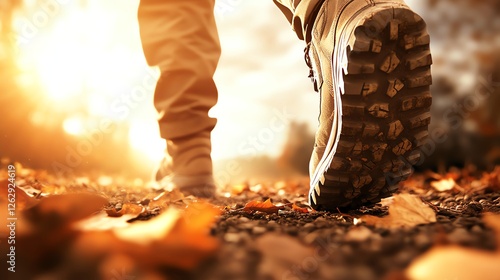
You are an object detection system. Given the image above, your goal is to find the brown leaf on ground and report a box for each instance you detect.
[482,167,500,191]
[243,198,281,214]
[148,189,184,209]
[72,203,220,271]
[114,202,220,269]
[40,183,65,195]
[106,203,144,217]
[13,193,109,268]
[466,168,500,193]
[114,207,181,246]
[292,203,309,213]
[406,214,500,280]
[26,193,108,226]
[75,212,136,231]
[18,184,46,198]
[0,179,38,210]
[430,178,457,192]
[406,246,500,280]
[360,194,436,228]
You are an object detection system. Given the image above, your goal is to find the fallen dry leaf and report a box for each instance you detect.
[0,179,38,210]
[114,202,220,269]
[75,212,136,231]
[114,207,180,245]
[360,194,436,228]
[292,203,309,213]
[18,184,47,198]
[430,178,456,192]
[71,202,221,270]
[148,189,184,209]
[40,183,65,195]
[482,167,500,191]
[406,214,500,280]
[106,203,144,217]
[407,246,500,280]
[26,193,108,226]
[243,198,281,214]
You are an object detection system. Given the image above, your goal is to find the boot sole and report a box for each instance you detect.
[310,4,432,210]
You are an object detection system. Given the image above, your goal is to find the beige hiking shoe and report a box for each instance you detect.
[305,0,432,210]
[156,132,216,198]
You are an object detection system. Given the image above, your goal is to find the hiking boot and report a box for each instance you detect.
[156,132,216,198]
[306,0,432,210]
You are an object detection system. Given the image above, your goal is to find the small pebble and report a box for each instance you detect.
[238,217,250,223]
[224,233,242,243]
[479,199,488,205]
[252,227,267,235]
[470,225,482,233]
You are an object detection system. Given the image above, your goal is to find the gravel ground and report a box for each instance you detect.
[1,164,499,280]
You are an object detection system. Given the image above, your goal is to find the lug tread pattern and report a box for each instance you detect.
[310,6,432,210]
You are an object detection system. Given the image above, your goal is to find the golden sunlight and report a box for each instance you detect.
[10,0,315,169]
[13,0,164,164]
[128,120,165,162]
[62,116,85,136]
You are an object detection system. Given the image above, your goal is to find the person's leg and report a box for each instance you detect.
[138,0,220,196]
[273,0,433,210]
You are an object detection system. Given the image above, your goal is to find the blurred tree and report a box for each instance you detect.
[418,0,500,170]
[278,122,314,175]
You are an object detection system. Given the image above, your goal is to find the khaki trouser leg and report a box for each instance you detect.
[138,0,220,140]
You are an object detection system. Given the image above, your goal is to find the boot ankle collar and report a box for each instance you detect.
[294,0,326,43]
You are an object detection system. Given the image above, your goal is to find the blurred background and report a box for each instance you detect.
[0,0,499,184]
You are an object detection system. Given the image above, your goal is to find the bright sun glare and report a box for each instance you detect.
[13,0,165,162]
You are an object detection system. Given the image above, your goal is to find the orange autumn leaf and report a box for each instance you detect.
[407,245,500,280]
[360,194,436,228]
[40,183,65,195]
[482,167,500,191]
[243,198,281,214]
[148,189,185,209]
[113,202,220,269]
[0,179,38,210]
[292,203,309,213]
[106,203,144,217]
[27,193,108,225]
[406,214,500,280]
